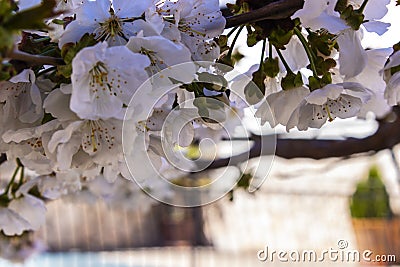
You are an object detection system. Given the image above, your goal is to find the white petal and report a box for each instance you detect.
[305,84,343,105]
[260,86,309,127]
[0,208,31,236]
[47,120,83,153]
[43,89,78,121]
[114,0,152,18]
[363,21,390,35]
[385,72,400,106]
[326,94,363,119]
[70,42,150,120]
[385,51,400,70]
[8,195,46,231]
[338,30,367,78]
[363,0,390,20]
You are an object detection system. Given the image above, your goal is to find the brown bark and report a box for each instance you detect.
[224,0,304,28]
[206,108,400,169]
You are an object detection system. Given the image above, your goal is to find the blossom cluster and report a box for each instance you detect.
[252,0,400,131]
[0,0,226,254]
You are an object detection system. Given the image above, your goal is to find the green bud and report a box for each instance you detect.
[268,27,293,50]
[281,72,303,91]
[264,57,280,78]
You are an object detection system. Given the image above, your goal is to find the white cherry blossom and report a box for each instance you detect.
[59,0,153,47]
[126,33,192,76]
[2,120,61,175]
[337,30,367,78]
[286,83,372,131]
[8,195,46,231]
[384,51,400,106]
[346,48,393,118]
[0,70,43,145]
[159,0,225,61]
[70,42,150,120]
[0,208,31,236]
[47,117,123,182]
[256,86,310,127]
[291,0,347,34]
[292,0,390,35]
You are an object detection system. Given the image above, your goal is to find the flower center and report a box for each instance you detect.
[139,47,165,74]
[83,120,116,153]
[89,62,109,89]
[97,12,125,41]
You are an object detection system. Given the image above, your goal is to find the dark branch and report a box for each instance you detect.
[7,49,64,66]
[224,0,304,29]
[4,0,304,66]
[205,108,400,169]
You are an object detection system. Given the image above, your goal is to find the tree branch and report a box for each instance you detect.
[224,0,304,29]
[205,108,400,169]
[7,49,64,66]
[3,0,304,66]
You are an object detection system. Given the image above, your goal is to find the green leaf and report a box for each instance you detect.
[4,0,60,30]
[57,34,97,78]
[0,0,18,20]
[268,27,293,50]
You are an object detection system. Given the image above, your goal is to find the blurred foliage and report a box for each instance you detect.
[0,0,59,81]
[350,166,394,218]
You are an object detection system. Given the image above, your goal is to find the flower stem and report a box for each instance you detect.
[4,164,20,197]
[269,41,273,59]
[359,0,369,13]
[226,26,239,38]
[259,39,267,71]
[294,27,318,77]
[227,25,244,59]
[18,165,25,188]
[275,46,292,74]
